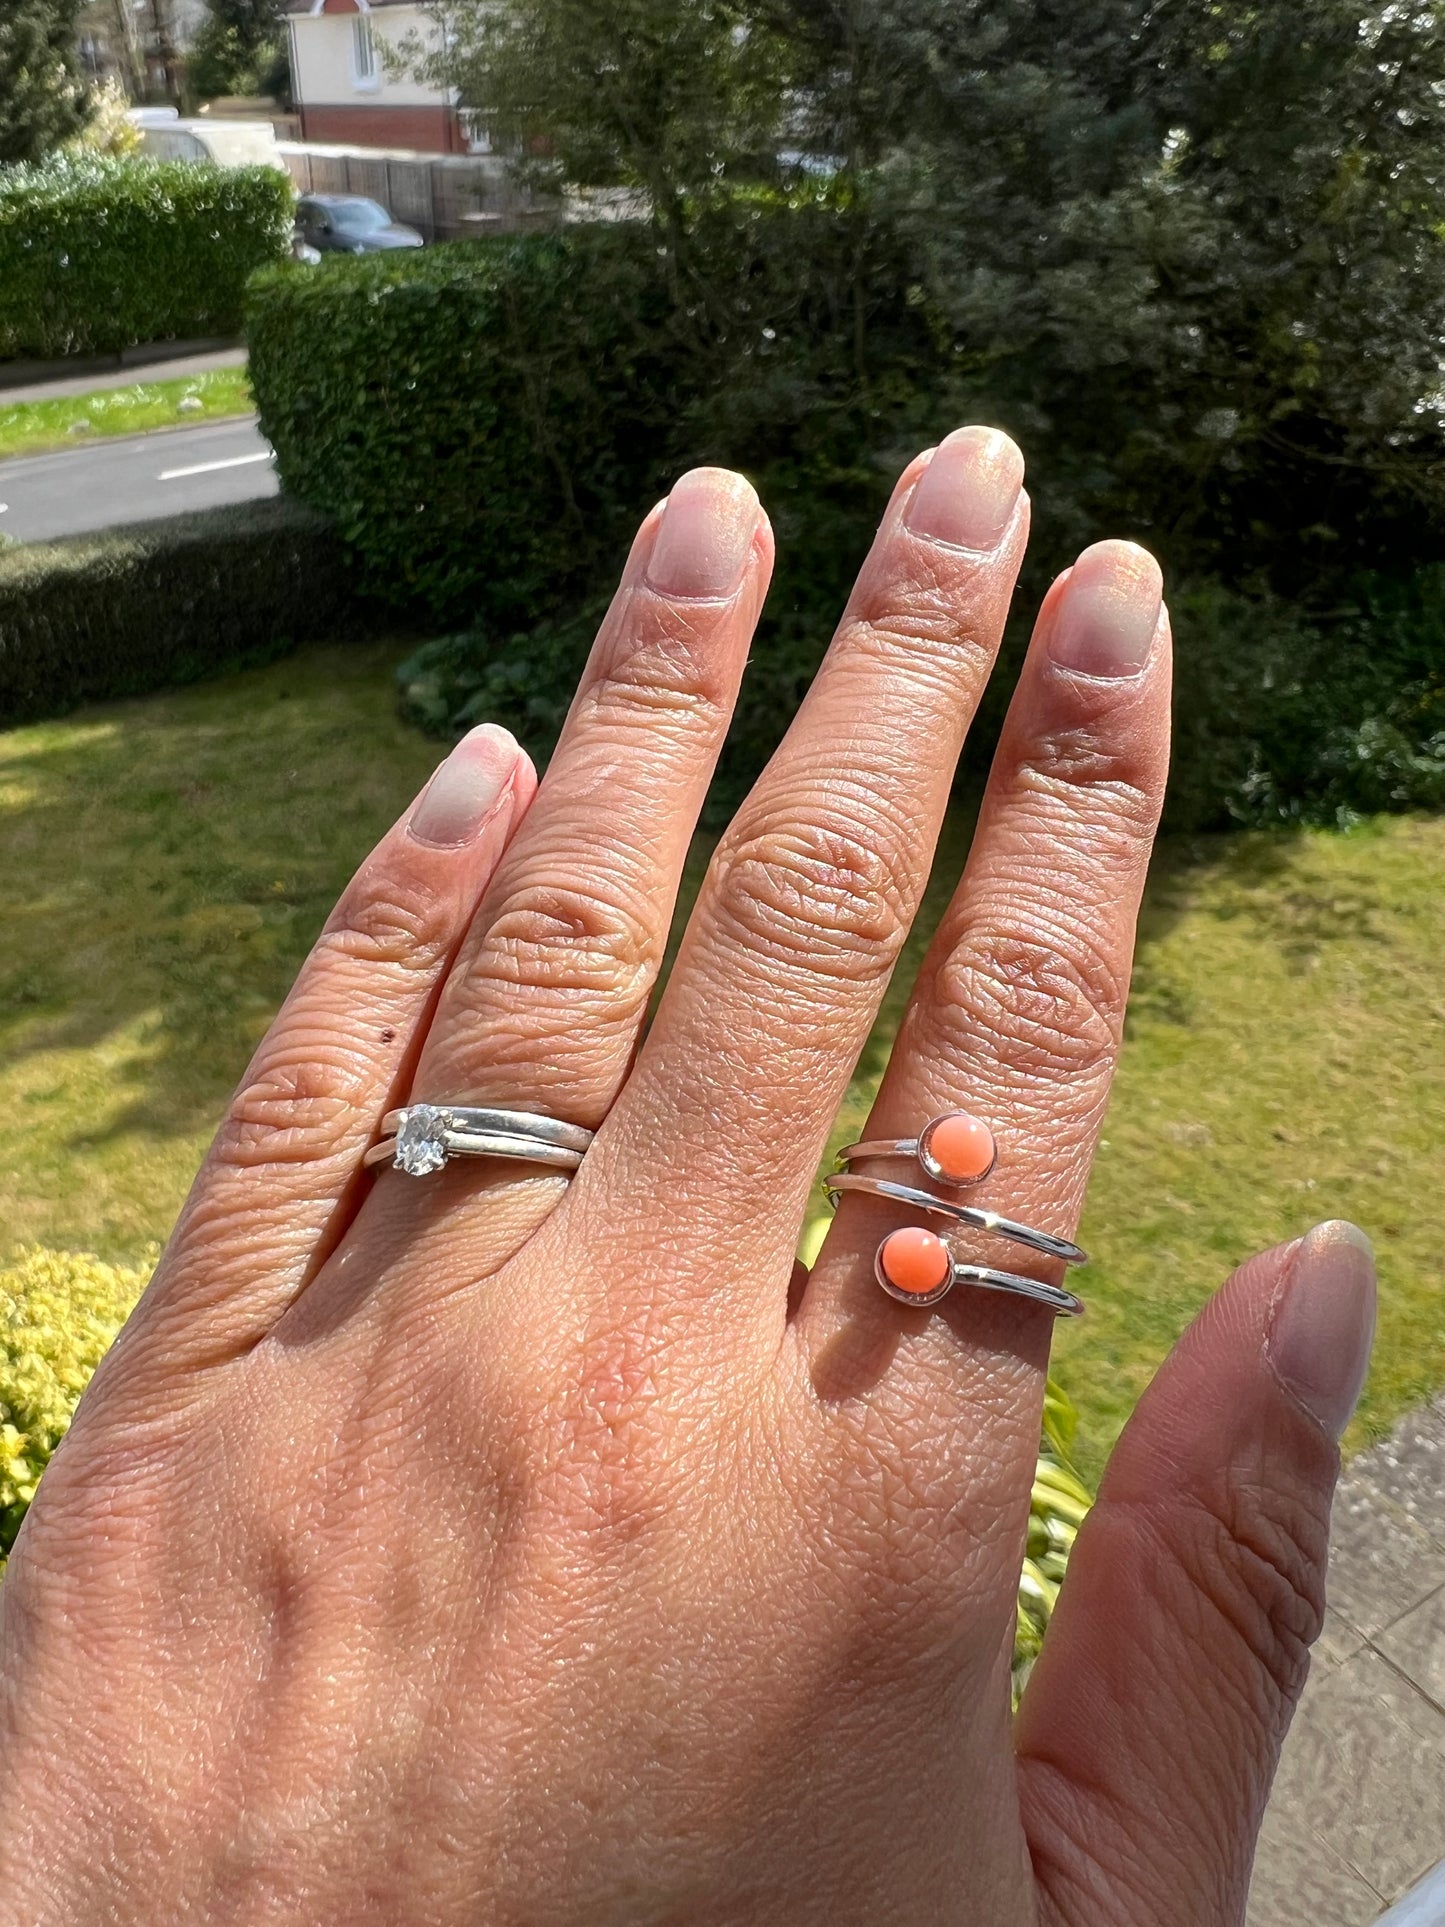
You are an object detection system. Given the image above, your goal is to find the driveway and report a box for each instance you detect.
[0,419,278,544]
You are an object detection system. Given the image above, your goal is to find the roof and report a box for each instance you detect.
[283,0,419,13]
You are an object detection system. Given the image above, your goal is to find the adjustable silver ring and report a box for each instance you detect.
[824,1171,1087,1267]
[367,1104,592,1177]
[870,1229,1084,1317]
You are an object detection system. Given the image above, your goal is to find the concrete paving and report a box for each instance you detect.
[1248,1397,1445,1924]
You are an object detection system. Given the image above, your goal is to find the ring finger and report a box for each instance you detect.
[353,468,773,1257]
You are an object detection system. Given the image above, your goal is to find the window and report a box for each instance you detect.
[352,15,377,89]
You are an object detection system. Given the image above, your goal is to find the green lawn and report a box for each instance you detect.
[1,643,1438,1476]
[0,367,254,461]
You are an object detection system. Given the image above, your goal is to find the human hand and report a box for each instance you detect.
[0,431,1375,1925]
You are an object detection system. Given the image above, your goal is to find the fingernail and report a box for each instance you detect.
[408,724,520,848]
[646,468,759,598]
[1049,541,1164,678]
[905,426,1024,552]
[1267,1221,1377,1440]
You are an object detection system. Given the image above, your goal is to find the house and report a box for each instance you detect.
[282,0,476,154]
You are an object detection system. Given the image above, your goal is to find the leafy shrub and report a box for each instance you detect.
[1016,1383,1093,1703]
[248,232,683,626]
[0,1246,154,1571]
[0,155,292,360]
[1167,573,1445,830]
[0,496,374,724]
[252,209,1445,832]
[246,208,928,631]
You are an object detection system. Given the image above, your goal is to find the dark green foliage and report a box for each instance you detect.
[247,235,679,626]
[0,0,89,165]
[1167,575,1445,830]
[248,210,927,630]
[0,156,293,360]
[0,497,371,724]
[189,0,290,104]
[248,200,1445,831]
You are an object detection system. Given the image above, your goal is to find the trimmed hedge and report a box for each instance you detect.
[248,233,683,625]
[0,496,371,723]
[0,155,293,361]
[248,215,1445,832]
[246,215,928,629]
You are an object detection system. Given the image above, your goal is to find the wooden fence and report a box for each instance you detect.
[276,146,556,245]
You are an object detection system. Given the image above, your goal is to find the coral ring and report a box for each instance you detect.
[824,1171,1087,1267]
[839,1109,998,1187]
[874,1226,1084,1317]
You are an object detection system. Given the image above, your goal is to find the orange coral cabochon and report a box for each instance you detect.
[877,1226,953,1298]
[919,1110,997,1185]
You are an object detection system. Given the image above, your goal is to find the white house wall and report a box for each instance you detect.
[290,8,448,110]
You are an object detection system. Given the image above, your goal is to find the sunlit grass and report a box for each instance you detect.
[0,367,254,462]
[0,643,1438,1476]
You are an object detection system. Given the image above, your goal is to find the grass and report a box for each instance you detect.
[0,367,254,461]
[0,643,1439,1478]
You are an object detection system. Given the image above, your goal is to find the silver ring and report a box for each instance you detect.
[367,1103,593,1178]
[824,1171,1087,1267]
[380,1106,590,1150]
[872,1237,1084,1317]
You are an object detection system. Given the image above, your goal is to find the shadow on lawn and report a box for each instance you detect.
[0,642,436,1151]
[0,650,1393,1165]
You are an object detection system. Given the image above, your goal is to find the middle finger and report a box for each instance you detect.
[580,427,1030,1344]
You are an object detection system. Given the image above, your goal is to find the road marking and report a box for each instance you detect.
[158,451,272,481]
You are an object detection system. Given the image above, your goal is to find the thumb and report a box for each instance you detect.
[1016,1221,1376,1927]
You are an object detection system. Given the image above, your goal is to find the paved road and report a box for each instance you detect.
[0,418,278,543]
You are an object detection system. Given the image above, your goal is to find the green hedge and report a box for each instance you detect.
[246,215,928,630]
[248,214,1445,833]
[0,156,293,361]
[248,233,684,625]
[0,497,371,723]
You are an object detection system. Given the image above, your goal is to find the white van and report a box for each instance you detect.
[130,111,289,173]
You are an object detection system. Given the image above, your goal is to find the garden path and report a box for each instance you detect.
[1249,1395,1445,1924]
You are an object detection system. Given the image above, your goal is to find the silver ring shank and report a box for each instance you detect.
[365,1130,584,1172]
[839,1136,924,1161]
[380,1106,591,1152]
[951,1263,1083,1318]
[824,1171,1086,1266]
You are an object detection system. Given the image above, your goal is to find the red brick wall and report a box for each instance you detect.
[298,103,466,153]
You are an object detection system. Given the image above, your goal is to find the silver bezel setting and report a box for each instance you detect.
[873,1235,956,1308]
[916,1110,998,1188]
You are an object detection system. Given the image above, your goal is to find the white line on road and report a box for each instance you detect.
[158,451,273,482]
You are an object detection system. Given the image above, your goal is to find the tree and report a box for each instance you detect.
[758,0,1445,576]
[411,0,790,248]
[0,0,91,163]
[408,0,1445,582]
[189,0,289,101]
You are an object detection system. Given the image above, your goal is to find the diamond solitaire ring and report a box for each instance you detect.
[364,1105,593,1178]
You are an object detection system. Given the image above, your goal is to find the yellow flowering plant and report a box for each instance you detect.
[0,1246,155,1574]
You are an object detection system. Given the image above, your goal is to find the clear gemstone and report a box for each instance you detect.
[394,1104,448,1176]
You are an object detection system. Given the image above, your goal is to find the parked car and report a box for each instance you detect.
[294,195,424,255]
